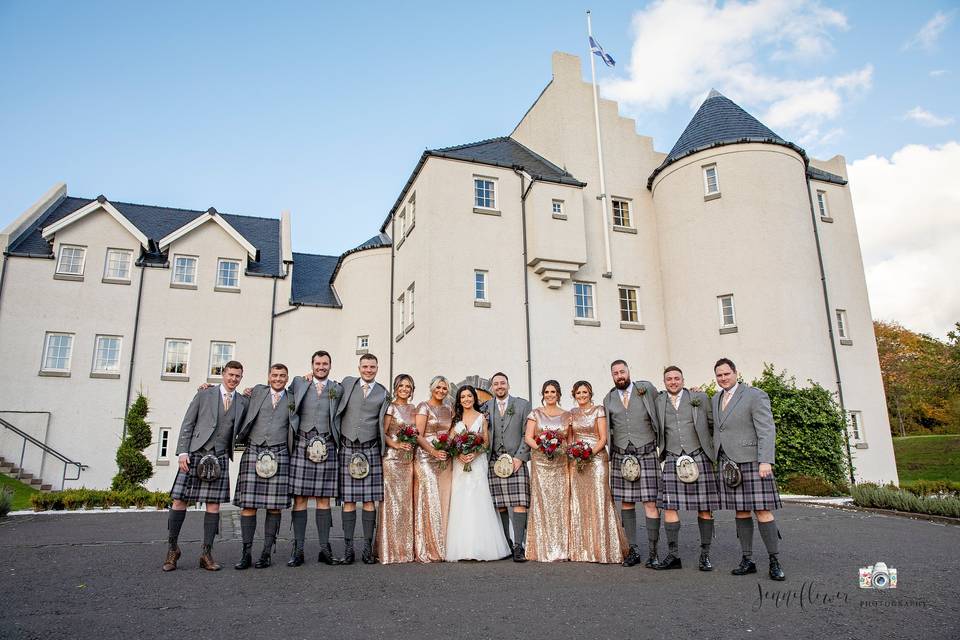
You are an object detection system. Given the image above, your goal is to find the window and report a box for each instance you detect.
[56,245,86,276]
[703,165,720,196]
[618,286,640,323]
[474,270,488,302]
[357,335,369,350]
[92,335,122,373]
[104,249,132,282]
[396,293,405,339]
[836,309,849,339]
[474,178,496,209]
[158,428,171,459]
[612,199,631,227]
[41,332,73,373]
[216,258,240,289]
[407,193,416,225]
[849,411,864,443]
[574,282,595,319]
[398,208,407,237]
[208,341,235,378]
[163,339,191,376]
[172,255,198,286]
[718,294,736,329]
[817,190,830,219]
[552,200,564,214]
[407,283,415,327]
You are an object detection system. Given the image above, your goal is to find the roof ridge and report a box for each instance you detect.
[73,195,280,222]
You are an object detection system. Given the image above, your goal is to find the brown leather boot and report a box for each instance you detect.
[162,545,181,572]
[199,545,222,571]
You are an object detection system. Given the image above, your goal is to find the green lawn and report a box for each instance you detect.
[893,434,960,483]
[0,473,39,512]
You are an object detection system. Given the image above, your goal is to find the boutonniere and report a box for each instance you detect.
[506,405,516,417]
[287,400,296,412]
[328,388,338,400]
[635,385,647,396]
[690,398,702,408]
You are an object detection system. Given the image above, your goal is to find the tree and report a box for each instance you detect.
[111,393,154,491]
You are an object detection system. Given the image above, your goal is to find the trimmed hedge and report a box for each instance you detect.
[899,479,960,497]
[851,483,960,518]
[30,488,172,512]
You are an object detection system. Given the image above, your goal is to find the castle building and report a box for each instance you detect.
[0,53,897,492]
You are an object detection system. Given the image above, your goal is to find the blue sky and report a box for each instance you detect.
[1,1,958,335]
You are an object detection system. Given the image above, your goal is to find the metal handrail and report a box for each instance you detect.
[0,415,87,489]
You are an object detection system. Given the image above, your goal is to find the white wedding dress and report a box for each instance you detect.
[444,414,512,561]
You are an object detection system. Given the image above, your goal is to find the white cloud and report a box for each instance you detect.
[903,10,955,52]
[929,69,949,77]
[904,106,954,127]
[849,142,960,339]
[604,0,869,148]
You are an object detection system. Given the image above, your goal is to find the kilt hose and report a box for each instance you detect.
[719,457,783,511]
[233,444,292,510]
[610,442,660,504]
[658,450,722,512]
[338,439,384,503]
[170,451,231,504]
[288,430,338,498]
[487,455,531,509]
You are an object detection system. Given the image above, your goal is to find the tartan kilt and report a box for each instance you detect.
[658,451,722,512]
[487,455,531,509]
[338,440,384,503]
[288,431,338,498]
[610,443,661,504]
[170,452,231,504]
[719,459,783,511]
[232,444,291,510]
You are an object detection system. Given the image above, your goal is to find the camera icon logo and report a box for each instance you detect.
[859,562,897,589]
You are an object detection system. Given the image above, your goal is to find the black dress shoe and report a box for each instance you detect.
[645,549,659,569]
[234,545,252,570]
[361,542,377,565]
[254,551,272,569]
[622,545,642,567]
[731,557,757,576]
[769,556,785,581]
[698,553,713,572]
[512,544,527,563]
[341,543,355,565]
[654,553,682,570]
[318,543,337,565]
[286,547,304,567]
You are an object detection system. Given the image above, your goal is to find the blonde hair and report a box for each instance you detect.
[429,375,450,392]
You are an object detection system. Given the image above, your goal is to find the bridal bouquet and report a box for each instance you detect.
[566,439,593,472]
[431,432,452,470]
[395,424,419,461]
[450,431,486,472]
[536,429,564,460]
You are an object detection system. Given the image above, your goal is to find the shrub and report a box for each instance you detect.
[852,483,960,518]
[781,474,849,496]
[900,479,960,497]
[0,489,12,517]
[111,394,154,491]
[30,488,171,511]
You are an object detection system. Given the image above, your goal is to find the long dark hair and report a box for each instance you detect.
[541,379,562,405]
[452,384,481,428]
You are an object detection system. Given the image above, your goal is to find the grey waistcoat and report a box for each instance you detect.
[202,399,236,453]
[299,383,332,435]
[664,398,701,455]
[248,398,290,446]
[340,384,385,444]
[607,392,656,449]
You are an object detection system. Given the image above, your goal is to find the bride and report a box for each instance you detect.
[445,385,512,561]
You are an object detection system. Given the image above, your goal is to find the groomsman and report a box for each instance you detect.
[163,360,248,572]
[336,353,390,564]
[712,358,785,581]
[603,359,663,568]
[654,366,720,571]
[233,364,297,570]
[481,372,532,562]
[286,350,343,567]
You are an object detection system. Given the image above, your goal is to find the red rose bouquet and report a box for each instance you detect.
[431,432,453,470]
[395,424,419,461]
[536,429,564,460]
[450,431,486,472]
[566,439,593,472]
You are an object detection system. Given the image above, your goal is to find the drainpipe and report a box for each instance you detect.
[268,277,278,366]
[804,174,854,485]
[513,166,537,401]
[123,263,147,436]
[389,217,396,385]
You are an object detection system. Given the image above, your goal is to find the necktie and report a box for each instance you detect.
[621,389,630,409]
[722,389,733,411]
[498,401,506,417]
[362,382,370,399]
[671,393,680,411]
[223,393,232,411]
[272,391,280,409]
[315,380,325,396]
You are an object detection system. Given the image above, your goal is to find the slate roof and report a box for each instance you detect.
[7,195,282,276]
[806,165,848,185]
[290,252,340,306]
[381,137,585,232]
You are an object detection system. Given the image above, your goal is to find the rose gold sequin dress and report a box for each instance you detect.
[414,400,453,562]
[376,402,416,564]
[568,405,628,563]
[526,407,571,562]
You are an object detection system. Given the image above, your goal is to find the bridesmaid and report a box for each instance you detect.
[413,375,454,562]
[568,380,629,563]
[376,374,417,564]
[524,380,571,562]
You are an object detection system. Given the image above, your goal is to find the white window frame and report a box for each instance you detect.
[158,427,171,459]
[817,190,830,219]
[103,248,133,283]
[718,294,736,329]
[41,332,74,374]
[848,410,864,443]
[474,177,497,210]
[357,335,369,350]
[406,282,415,329]
[396,293,405,340]
[56,245,86,277]
[618,286,641,324]
[407,193,416,227]
[574,281,596,320]
[703,164,720,196]
[171,254,198,287]
[836,309,849,340]
[552,200,564,214]
[163,338,191,378]
[92,335,122,374]
[215,258,241,290]
[208,341,235,379]
[474,270,488,302]
[398,208,407,238]
[611,198,632,228]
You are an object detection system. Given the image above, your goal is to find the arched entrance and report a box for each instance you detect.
[453,375,493,404]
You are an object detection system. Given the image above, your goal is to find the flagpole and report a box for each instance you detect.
[587,9,614,278]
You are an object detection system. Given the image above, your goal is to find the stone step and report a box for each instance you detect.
[18,472,34,481]
[1,466,21,476]
[40,484,52,492]
[29,477,43,486]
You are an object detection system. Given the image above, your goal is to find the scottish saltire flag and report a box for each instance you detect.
[589,36,615,67]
